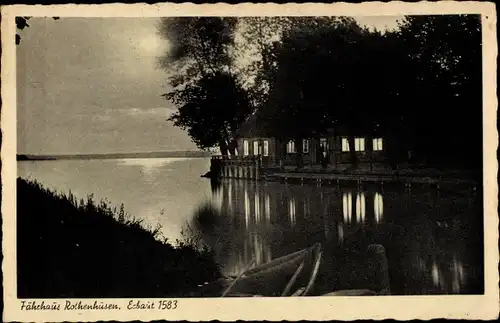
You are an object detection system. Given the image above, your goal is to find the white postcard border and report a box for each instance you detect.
[1,2,498,322]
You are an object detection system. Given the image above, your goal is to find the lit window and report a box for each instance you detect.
[355,137,365,152]
[373,138,383,151]
[341,138,349,152]
[302,139,309,153]
[263,140,269,156]
[286,140,296,153]
[243,140,249,156]
[253,141,259,155]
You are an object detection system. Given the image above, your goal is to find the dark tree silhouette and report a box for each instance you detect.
[159,15,481,170]
[255,15,481,170]
[16,16,59,45]
[164,71,251,155]
[158,17,251,155]
[257,18,378,168]
[396,15,482,169]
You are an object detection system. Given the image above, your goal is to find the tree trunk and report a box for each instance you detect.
[219,141,229,156]
[228,139,238,156]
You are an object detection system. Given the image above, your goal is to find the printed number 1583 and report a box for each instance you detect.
[158,300,177,310]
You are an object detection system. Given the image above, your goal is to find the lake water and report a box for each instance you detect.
[18,157,484,295]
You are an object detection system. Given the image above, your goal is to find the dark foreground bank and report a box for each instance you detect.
[17,178,221,298]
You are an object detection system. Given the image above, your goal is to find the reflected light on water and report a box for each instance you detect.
[343,192,353,224]
[265,194,271,222]
[356,192,366,223]
[255,192,261,222]
[117,158,190,177]
[289,197,296,227]
[244,187,250,228]
[228,181,233,212]
[374,192,384,223]
[452,257,465,294]
[432,261,441,288]
[20,159,482,295]
[338,223,344,244]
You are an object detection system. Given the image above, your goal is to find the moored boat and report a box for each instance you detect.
[194,243,390,297]
[222,243,323,297]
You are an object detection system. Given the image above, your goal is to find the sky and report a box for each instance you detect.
[17,16,402,155]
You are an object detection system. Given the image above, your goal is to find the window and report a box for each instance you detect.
[355,137,365,152]
[263,140,269,156]
[373,138,383,151]
[341,138,350,152]
[286,140,296,153]
[243,140,249,156]
[253,141,259,155]
[302,139,309,154]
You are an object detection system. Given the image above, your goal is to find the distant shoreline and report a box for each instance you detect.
[17,151,213,161]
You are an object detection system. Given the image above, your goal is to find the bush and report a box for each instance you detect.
[17,178,221,298]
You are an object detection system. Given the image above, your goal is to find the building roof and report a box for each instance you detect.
[235,111,271,139]
[236,112,384,139]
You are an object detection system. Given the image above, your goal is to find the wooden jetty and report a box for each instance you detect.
[264,172,476,187]
[211,155,262,180]
[210,156,478,188]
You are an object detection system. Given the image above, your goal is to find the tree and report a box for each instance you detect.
[158,17,250,155]
[164,71,251,155]
[16,17,60,45]
[396,15,482,169]
[256,17,380,168]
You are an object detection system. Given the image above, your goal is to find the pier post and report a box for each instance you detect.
[367,244,391,295]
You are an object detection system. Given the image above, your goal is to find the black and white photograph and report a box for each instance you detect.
[2,2,498,322]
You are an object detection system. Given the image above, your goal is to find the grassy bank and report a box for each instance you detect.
[17,178,221,298]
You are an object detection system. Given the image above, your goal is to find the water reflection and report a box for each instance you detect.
[342,192,352,224]
[288,197,296,227]
[356,192,366,223]
[374,192,384,223]
[192,180,481,295]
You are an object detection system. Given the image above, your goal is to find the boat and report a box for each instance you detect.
[221,243,323,297]
[196,243,390,297]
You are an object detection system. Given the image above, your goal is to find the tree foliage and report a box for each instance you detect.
[158,17,250,154]
[16,16,60,45]
[252,15,481,169]
[160,15,481,170]
[164,71,251,154]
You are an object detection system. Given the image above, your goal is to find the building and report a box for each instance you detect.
[234,113,387,169]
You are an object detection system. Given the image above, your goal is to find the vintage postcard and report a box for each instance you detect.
[1,2,499,322]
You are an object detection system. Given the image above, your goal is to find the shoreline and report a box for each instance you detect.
[16,178,221,298]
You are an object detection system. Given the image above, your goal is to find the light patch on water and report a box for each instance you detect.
[343,192,353,224]
[374,192,384,223]
[117,158,192,175]
[356,192,366,223]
